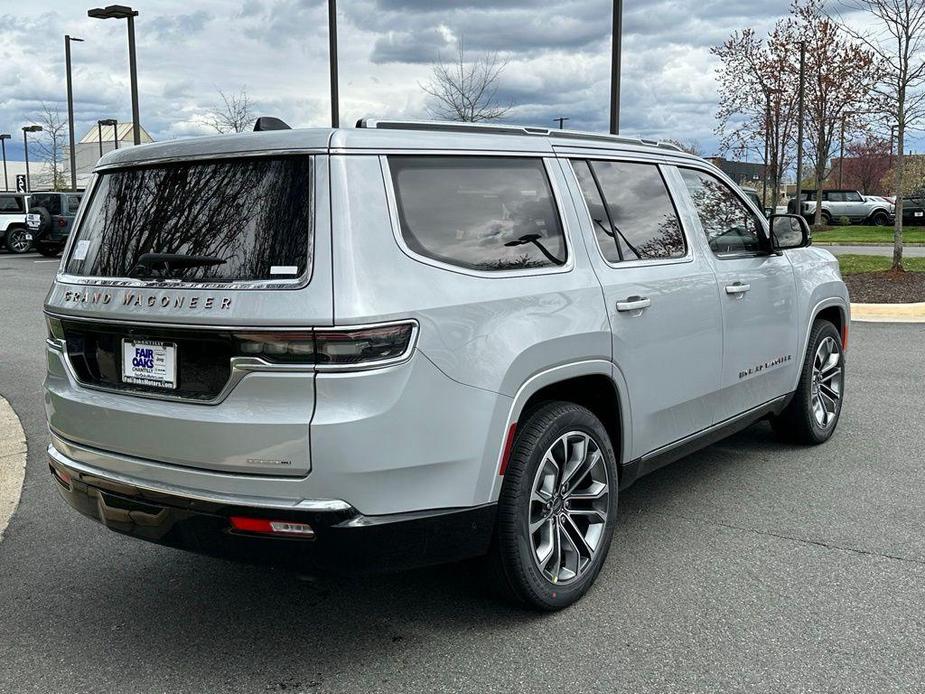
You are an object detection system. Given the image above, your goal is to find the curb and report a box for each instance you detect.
[851,301,925,323]
[816,242,925,247]
[0,396,27,542]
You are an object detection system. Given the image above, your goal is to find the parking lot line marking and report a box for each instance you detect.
[33,260,60,263]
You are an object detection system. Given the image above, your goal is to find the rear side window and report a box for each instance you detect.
[66,195,81,214]
[571,159,686,261]
[0,196,23,212]
[389,156,566,272]
[65,156,313,282]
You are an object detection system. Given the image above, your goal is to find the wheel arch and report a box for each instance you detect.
[792,298,849,392]
[488,361,631,502]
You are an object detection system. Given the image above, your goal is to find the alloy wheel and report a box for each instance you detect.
[811,336,842,428]
[528,431,609,585]
[8,230,30,253]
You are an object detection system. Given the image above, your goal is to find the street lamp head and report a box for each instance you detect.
[88,5,138,19]
[0,134,10,141]
[22,125,42,133]
[67,36,85,42]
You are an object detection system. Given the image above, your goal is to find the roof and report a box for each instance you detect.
[79,122,154,144]
[94,119,703,171]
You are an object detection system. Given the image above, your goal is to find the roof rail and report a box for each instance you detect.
[355,118,684,153]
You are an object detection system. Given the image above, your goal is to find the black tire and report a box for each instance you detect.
[870,211,889,227]
[4,226,32,254]
[36,244,61,258]
[490,401,618,611]
[820,211,833,226]
[772,320,844,445]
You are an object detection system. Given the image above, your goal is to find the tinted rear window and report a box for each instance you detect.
[389,156,566,272]
[65,156,313,282]
[0,195,24,212]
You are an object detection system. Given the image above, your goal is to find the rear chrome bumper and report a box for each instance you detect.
[48,439,497,573]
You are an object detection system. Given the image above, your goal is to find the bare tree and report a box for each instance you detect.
[842,134,893,193]
[836,0,925,271]
[713,22,801,209]
[664,139,703,156]
[32,103,68,190]
[789,1,876,226]
[421,42,512,122]
[205,88,255,134]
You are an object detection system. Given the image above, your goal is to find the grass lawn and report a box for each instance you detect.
[837,254,925,274]
[813,225,925,244]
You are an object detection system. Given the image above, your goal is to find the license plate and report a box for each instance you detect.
[915,211,923,217]
[121,339,177,389]
[24,233,32,241]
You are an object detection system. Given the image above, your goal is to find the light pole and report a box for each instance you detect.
[0,134,9,191]
[22,125,43,192]
[65,34,84,191]
[839,111,854,189]
[328,0,339,128]
[609,0,623,134]
[794,41,806,218]
[88,5,141,146]
[554,117,569,129]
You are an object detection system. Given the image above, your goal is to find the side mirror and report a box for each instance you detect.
[769,214,811,250]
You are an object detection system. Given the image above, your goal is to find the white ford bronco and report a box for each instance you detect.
[44,120,848,610]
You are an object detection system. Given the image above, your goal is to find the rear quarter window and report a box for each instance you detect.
[389,156,567,272]
[0,196,24,212]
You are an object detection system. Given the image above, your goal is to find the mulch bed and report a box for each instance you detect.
[845,271,925,303]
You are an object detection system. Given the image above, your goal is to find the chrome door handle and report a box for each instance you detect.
[616,296,651,312]
[725,282,751,295]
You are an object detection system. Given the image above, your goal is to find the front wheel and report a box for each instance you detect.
[772,320,844,444]
[491,401,618,610]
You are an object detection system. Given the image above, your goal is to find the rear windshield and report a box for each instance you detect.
[65,156,313,283]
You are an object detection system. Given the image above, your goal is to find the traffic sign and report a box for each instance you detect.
[15,174,26,192]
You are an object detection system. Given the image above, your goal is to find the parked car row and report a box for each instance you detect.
[0,190,83,256]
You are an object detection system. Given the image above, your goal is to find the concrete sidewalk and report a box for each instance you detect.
[852,302,925,323]
[0,396,27,541]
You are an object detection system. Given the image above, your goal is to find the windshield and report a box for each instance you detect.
[64,156,313,283]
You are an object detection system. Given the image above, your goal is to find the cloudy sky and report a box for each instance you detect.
[0,0,919,162]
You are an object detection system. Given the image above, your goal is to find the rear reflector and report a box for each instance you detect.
[842,322,848,351]
[49,465,71,490]
[498,422,518,476]
[229,516,315,538]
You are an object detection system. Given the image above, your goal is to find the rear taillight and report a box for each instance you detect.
[232,322,416,368]
[55,216,67,228]
[315,323,415,366]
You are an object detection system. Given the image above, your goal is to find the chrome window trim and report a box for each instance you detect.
[59,155,317,291]
[45,313,419,405]
[379,154,575,280]
[564,156,695,269]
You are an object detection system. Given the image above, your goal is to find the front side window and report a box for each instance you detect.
[680,168,765,257]
[389,156,566,272]
[572,159,686,261]
[65,156,313,282]
[845,191,863,202]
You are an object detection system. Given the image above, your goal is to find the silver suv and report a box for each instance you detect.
[44,120,849,610]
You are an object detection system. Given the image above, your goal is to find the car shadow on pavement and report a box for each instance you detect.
[22,421,790,688]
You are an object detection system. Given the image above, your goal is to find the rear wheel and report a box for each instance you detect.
[4,227,32,254]
[820,211,833,226]
[491,401,618,610]
[772,320,844,444]
[870,211,890,226]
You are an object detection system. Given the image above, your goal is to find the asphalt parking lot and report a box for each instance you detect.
[0,252,923,693]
